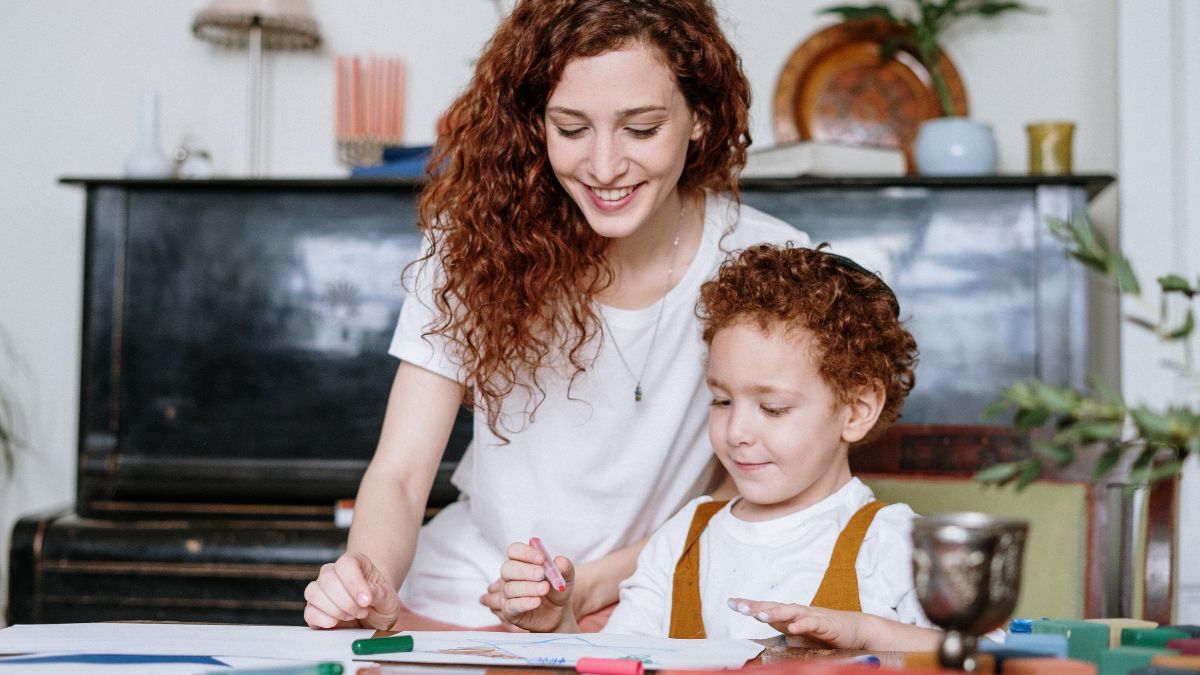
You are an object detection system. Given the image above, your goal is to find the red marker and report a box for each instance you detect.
[529,536,567,592]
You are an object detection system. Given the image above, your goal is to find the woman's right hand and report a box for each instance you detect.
[304,551,401,630]
[498,541,577,632]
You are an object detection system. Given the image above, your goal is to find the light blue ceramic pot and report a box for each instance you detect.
[914,117,997,175]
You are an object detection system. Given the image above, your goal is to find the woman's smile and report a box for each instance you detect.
[587,183,643,210]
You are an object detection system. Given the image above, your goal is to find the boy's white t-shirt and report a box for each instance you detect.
[601,477,934,638]
[389,192,810,626]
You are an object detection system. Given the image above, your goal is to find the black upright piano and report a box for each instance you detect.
[7,174,1111,624]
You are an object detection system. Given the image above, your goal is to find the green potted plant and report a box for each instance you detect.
[820,0,1040,174]
[978,214,1198,489]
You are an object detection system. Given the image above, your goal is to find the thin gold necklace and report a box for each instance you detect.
[599,203,686,403]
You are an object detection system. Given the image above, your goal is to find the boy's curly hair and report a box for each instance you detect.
[697,244,918,445]
[413,0,752,438]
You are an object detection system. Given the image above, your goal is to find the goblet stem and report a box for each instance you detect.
[938,629,979,671]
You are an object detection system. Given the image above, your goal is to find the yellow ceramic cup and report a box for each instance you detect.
[1026,121,1075,175]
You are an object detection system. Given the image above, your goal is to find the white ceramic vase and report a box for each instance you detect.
[914,117,997,176]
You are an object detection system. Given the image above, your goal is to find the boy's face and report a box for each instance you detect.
[706,320,879,522]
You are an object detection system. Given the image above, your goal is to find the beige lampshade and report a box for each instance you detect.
[192,0,321,50]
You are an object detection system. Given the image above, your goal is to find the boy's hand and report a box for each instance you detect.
[498,541,577,632]
[304,552,401,630]
[728,597,942,652]
[728,598,867,649]
[482,538,642,630]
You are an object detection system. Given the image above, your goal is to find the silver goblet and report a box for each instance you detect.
[911,512,1029,671]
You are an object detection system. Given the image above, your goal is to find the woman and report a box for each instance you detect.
[303,0,809,631]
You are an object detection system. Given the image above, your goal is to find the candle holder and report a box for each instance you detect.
[336,136,402,167]
[1026,121,1075,175]
[912,512,1029,671]
[334,54,406,168]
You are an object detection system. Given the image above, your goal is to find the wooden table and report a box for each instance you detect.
[753,635,905,668]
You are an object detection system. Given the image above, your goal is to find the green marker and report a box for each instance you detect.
[200,663,343,675]
[352,634,415,656]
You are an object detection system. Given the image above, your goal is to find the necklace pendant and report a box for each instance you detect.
[634,384,643,402]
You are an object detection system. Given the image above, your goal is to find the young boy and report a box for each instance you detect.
[496,244,940,651]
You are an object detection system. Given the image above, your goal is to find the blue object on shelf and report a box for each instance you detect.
[350,145,433,178]
[1011,618,1034,633]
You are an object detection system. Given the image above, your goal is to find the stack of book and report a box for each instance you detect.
[741,141,906,178]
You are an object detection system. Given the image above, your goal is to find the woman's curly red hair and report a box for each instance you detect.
[413,0,752,438]
[697,244,919,445]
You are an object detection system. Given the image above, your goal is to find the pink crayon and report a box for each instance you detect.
[576,657,644,675]
[529,536,566,592]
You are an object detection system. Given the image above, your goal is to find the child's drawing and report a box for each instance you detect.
[375,631,763,670]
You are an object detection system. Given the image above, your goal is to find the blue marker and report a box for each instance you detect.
[826,654,880,667]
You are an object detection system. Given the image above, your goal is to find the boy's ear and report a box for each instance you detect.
[841,385,886,444]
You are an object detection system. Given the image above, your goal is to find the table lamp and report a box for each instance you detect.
[192,0,322,176]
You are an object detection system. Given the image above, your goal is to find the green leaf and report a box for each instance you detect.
[1130,443,1161,471]
[1146,458,1184,484]
[973,2,1032,16]
[879,36,904,61]
[1090,446,1124,482]
[1005,380,1038,407]
[1045,215,1070,240]
[1127,315,1158,332]
[1112,253,1142,296]
[1131,407,1175,441]
[982,399,1012,420]
[975,462,1019,483]
[1067,250,1109,276]
[1031,381,1075,412]
[1158,274,1195,294]
[1014,407,1051,430]
[1071,212,1108,262]
[1033,439,1074,465]
[819,5,899,22]
[1093,380,1125,408]
[1067,420,1123,443]
[1164,309,1195,341]
[1016,458,1044,490]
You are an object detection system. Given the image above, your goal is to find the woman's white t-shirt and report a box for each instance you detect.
[389,192,809,626]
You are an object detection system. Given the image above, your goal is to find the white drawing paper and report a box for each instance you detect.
[374,631,764,670]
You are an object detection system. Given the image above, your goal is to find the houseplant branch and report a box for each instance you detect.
[821,1,1041,117]
[977,213,1199,490]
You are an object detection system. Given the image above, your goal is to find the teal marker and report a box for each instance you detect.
[352,634,415,656]
[200,663,343,675]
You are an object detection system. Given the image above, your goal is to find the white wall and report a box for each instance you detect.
[1117,0,1200,623]
[0,0,1119,620]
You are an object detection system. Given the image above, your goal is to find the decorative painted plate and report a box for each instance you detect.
[772,18,968,171]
